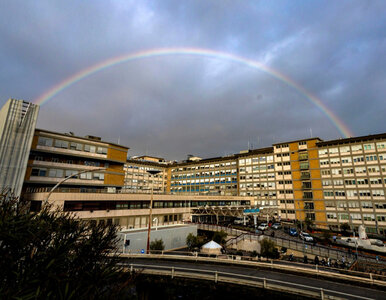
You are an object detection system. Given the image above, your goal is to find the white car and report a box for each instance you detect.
[258,223,269,231]
[300,231,314,242]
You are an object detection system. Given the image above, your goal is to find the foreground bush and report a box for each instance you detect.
[0,190,130,299]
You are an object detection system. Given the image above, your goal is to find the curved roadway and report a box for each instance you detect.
[122,257,386,300]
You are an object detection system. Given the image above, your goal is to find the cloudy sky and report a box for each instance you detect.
[0,1,385,160]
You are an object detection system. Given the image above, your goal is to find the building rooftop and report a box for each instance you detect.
[316,132,386,147]
[35,128,130,150]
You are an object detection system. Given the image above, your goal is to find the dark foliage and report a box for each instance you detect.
[260,238,280,259]
[0,190,131,299]
[340,223,351,236]
[150,239,165,251]
[212,230,227,245]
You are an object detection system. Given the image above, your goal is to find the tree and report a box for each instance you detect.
[212,230,227,245]
[304,217,314,231]
[150,239,165,251]
[322,230,332,242]
[0,189,130,299]
[340,223,351,236]
[186,233,199,250]
[260,238,279,259]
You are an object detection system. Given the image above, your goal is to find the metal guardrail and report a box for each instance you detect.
[124,262,376,300]
[118,252,386,284]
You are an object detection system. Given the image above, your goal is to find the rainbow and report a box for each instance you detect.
[34,47,353,138]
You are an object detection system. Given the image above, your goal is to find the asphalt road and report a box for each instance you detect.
[122,258,386,300]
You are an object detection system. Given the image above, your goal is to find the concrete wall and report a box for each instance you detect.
[118,224,197,253]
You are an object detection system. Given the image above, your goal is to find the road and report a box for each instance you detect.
[121,257,386,300]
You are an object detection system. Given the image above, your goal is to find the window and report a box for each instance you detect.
[319,149,328,155]
[372,190,385,197]
[341,157,351,164]
[363,143,374,150]
[353,156,364,163]
[48,169,63,178]
[329,148,338,154]
[299,141,307,145]
[366,155,377,161]
[340,146,350,153]
[335,191,346,197]
[300,162,309,170]
[351,145,362,152]
[80,172,92,180]
[54,139,68,149]
[361,201,373,208]
[348,201,359,208]
[322,180,331,186]
[70,142,83,151]
[343,168,354,174]
[324,191,334,197]
[363,214,375,221]
[93,173,105,180]
[31,168,47,177]
[344,179,355,185]
[37,137,53,147]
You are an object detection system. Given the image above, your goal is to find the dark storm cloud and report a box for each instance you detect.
[0,0,385,160]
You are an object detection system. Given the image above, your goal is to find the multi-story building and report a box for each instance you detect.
[169,156,238,196]
[23,128,129,210]
[124,134,386,235]
[123,157,168,194]
[316,134,386,235]
[0,99,39,197]
[8,99,383,235]
[22,128,254,229]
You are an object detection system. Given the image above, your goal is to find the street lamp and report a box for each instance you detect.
[146,169,161,254]
[297,201,305,255]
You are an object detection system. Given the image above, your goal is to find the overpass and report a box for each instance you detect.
[117,253,386,300]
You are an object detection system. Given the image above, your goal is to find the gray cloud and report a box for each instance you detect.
[0,0,385,161]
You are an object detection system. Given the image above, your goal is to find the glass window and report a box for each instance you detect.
[37,137,53,147]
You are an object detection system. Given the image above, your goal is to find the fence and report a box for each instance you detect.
[122,261,381,300]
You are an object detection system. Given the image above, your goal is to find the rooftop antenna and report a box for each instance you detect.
[309,128,313,138]
[118,135,120,145]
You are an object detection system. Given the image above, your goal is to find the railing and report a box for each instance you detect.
[194,223,386,264]
[118,258,385,299]
[117,251,386,283]
[196,224,245,236]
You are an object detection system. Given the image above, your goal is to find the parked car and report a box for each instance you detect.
[300,231,314,242]
[272,223,282,230]
[258,223,269,231]
[289,228,298,237]
[233,217,244,225]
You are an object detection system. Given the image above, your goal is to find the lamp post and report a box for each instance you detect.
[43,167,107,207]
[146,169,161,254]
[349,214,359,261]
[298,201,305,255]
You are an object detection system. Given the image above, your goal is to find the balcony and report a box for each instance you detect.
[301,182,312,190]
[304,203,314,210]
[300,163,309,170]
[300,172,311,180]
[298,153,308,161]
